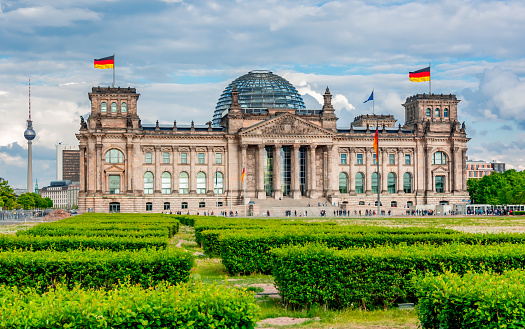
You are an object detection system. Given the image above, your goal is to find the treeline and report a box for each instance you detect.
[0,180,52,210]
[468,169,525,205]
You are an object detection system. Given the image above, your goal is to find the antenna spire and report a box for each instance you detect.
[29,79,31,120]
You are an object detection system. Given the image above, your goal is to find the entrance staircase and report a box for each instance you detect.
[253,197,340,217]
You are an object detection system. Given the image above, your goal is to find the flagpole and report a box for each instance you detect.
[372,88,375,115]
[377,119,380,217]
[112,53,115,88]
[244,174,247,217]
[429,62,431,95]
[215,168,219,217]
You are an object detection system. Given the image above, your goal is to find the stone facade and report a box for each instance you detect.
[76,86,469,214]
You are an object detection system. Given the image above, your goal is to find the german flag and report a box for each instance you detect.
[94,55,114,69]
[241,168,246,183]
[409,67,430,82]
[373,128,378,158]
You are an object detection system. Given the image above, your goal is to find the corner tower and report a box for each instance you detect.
[402,94,460,133]
[86,87,140,131]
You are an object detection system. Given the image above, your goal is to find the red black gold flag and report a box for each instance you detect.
[94,55,114,69]
[373,128,378,157]
[409,67,430,82]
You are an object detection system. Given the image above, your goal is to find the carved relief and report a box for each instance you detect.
[243,114,332,136]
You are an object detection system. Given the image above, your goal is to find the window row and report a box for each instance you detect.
[104,148,223,165]
[426,107,449,118]
[341,153,412,165]
[338,172,413,194]
[101,101,127,113]
[143,171,224,195]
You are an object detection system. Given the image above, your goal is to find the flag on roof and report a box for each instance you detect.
[364,91,374,103]
[409,67,430,82]
[94,55,114,69]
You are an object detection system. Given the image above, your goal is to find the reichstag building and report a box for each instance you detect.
[77,70,469,214]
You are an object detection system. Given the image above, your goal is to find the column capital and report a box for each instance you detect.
[95,144,103,150]
[240,144,248,150]
[257,144,265,150]
[309,143,317,150]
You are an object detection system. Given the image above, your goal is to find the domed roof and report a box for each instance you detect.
[213,70,305,125]
[24,128,36,141]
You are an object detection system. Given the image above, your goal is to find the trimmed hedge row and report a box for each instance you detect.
[417,270,525,328]
[0,282,260,328]
[17,227,172,238]
[0,248,194,291]
[0,234,168,251]
[270,243,525,309]
[217,229,523,275]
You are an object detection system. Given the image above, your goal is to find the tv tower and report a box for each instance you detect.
[24,79,36,192]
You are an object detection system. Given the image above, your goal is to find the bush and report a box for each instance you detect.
[218,229,521,275]
[0,235,168,251]
[0,282,260,328]
[417,270,525,328]
[0,248,194,291]
[271,243,525,309]
[513,211,525,215]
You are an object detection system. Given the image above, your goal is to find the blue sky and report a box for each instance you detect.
[1,0,524,189]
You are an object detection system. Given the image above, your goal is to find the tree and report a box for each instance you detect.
[17,192,50,210]
[44,197,53,208]
[0,180,18,210]
[468,169,525,205]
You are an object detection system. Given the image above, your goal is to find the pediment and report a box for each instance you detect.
[432,166,449,174]
[104,164,125,173]
[239,113,334,137]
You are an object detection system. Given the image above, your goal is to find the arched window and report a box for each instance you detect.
[339,172,348,194]
[105,149,124,163]
[181,202,188,209]
[121,102,127,113]
[111,102,117,113]
[426,108,431,117]
[196,172,206,194]
[403,172,412,193]
[443,108,448,117]
[387,172,396,193]
[371,172,379,194]
[214,172,224,194]
[101,102,107,112]
[179,172,189,194]
[435,108,440,117]
[432,151,447,165]
[161,172,171,194]
[144,172,153,195]
[355,172,364,194]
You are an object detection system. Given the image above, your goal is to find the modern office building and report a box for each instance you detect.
[466,159,506,179]
[56,144,80,182]
[76,70,470,214]
[39,180,80,208]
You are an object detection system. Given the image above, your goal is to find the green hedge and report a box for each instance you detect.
[513,211,525,215]
[217,229,519,275]
[17,227,172,238]
[417,270,525,328]
[0,282,260,328]
[0,248,194,291]
[271,243,525,309]
[0,234,168,251]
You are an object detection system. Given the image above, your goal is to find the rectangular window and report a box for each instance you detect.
[181,202,188,209]
[405,154,411,165]
[181,152,187,164]
[469,171,472,177]
[108,175,120,194]
[389,154,395,165]
[435,176,445,193]
[215,153,222,164]
[145,152,152,164]
[340,153,347,165]
[198,153,205,164]
[356,154,363,165]
[163,152,170,164]
[146,202,152,211]
[164,202,170,211]
[373,154,377,165]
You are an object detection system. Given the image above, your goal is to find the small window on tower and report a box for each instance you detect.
[111,102,117,113]
[121,102,127,113]
[101,102,107,112]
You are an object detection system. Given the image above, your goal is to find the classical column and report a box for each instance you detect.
[189,146,196,195]
[308,144,317,198]
[348,149,355,194]
[273,144,282,199]
[257,144,266,199]
[95,144,102,193]
[207,146,214,194]
[381,148,387,193]
[326,145,336,196]
[426,147,433,193]
[125,143,133,193]
[365,148,372,194]
[397,148,404,193]
[172,148,178,195]
[452,147,461,192]
[291,144,301,199]
[240,144,247,195]
[154,146,161,194]
[79,145,86,193]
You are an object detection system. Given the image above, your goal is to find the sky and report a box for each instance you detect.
[1,0,525,189]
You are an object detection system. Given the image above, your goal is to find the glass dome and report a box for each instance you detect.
[213,70,305,125]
